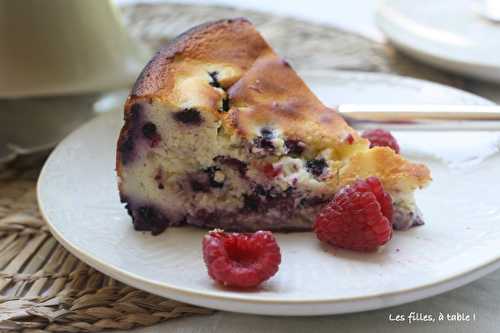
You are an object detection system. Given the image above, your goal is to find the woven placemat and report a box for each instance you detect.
[0,3,464,332]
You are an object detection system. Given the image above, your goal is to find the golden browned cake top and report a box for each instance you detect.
[129,18,361,154]
[131,18,269,97]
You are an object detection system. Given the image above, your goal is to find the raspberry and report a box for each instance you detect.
[314,177,393,252]
[352,176,393,223]
[344,134,354,144]
[202,230,281,288]
[261,163,282,178]
[362,129,400,154]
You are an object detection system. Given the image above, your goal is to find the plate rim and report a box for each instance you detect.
[37,70,499,315]
[376,0,500,82]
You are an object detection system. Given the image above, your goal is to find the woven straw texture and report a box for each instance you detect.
[0,3,463,332]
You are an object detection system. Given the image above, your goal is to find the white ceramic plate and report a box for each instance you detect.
[377,0,500,83]
[37,71,500,316]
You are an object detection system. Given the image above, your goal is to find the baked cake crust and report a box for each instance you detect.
[116,18,431,234]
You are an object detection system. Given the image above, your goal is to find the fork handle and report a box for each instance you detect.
[338,104,500,131]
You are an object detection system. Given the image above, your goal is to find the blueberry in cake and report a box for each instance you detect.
[116,18,431,234]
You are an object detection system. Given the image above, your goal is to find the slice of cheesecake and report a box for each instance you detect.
[116,18,431,234]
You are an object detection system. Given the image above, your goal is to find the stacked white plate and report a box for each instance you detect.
[377,0,500,83]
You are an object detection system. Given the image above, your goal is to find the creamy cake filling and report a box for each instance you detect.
[118,98,422,233]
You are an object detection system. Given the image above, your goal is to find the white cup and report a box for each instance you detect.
[0,0,149,98]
